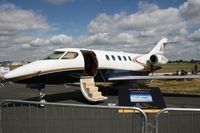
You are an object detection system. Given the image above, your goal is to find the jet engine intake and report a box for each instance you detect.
[149,54,168,65]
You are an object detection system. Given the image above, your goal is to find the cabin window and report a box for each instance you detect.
[118,56,121,61]
[44,51,65,60]
[105,55,110,60]
[111,55,115,61]
[128,56,132,61]
[123,56,127,61]
[62,52,78,59]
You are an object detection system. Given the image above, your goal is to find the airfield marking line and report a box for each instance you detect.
[118,109,161,113]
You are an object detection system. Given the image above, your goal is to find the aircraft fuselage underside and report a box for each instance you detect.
[15,69,149,84]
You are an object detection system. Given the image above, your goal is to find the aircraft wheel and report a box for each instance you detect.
[64,83,69,88]
[39,89,45,99]
[39,99,46,107]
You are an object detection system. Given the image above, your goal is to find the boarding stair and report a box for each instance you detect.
[80,76,107,102]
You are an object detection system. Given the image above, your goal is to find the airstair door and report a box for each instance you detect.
[81,51,98,76]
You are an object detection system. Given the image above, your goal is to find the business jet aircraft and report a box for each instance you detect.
[2,38,200,102]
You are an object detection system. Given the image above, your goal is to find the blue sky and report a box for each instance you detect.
[0,0,199,61]
[7,0,140,36]
[7,0,186,36]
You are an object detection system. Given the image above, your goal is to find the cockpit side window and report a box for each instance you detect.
[62,52,78,59]
[44,51,65,60]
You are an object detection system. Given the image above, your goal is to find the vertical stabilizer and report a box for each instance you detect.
[149,38,168,55]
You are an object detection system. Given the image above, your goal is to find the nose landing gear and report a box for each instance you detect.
[39,88,46,107]
[26,83,46,107]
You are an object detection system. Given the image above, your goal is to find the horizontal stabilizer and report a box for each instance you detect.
[109,75,200,81]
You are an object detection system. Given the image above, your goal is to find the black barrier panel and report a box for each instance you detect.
[118,86,166,109]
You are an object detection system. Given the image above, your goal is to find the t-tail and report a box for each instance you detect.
[136,38,169,72]
[147,38,168,66]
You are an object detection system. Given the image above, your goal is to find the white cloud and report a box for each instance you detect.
[86,1,199,59]
[0,3,50,60]
[1,1,200,61]
[43,0,74,5]
[87,13,122,34]
[49,34,73,45]
[87,4,186,38]
[74,33,137,47]
[138,1,159,12]
[180,0,200,25]
[189,29,200,39]
[21,44,31,49]
[23,34,73,49]
[30,38,50,47]
[0,3,49,48]
[0,3,49,32]
[121,8,186,36]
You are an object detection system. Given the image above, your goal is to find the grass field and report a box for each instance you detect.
[98,63,200,95]
[148,79,200,95]
[152,63,200,95]
[156,62,199,73]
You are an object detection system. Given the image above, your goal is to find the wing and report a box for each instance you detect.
[109,75,200,81]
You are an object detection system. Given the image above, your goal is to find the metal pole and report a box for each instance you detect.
[0,107,2,133]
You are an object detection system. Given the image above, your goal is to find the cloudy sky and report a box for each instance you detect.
[0,0,199,61]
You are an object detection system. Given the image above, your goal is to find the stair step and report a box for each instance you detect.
[87,87,98,93]
[82,77,94,82]
[90,92,102,98]
[80,76,107,102]
[84,83,95,88]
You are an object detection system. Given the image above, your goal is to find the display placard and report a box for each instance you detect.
[118,85,166,109]
[130,92,153,103]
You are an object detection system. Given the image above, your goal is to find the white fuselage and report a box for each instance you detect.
[4,48,150,83]
[4,43,168,84]
[2,38,170,102]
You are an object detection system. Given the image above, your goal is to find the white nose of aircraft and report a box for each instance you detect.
[3,67,27,81]
[3,61,43,81]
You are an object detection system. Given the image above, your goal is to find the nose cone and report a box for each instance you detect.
[3,69,22,81]
[3,66,30,81]
[4,61,41,81]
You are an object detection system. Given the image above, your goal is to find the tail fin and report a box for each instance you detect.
[149,38,168,55]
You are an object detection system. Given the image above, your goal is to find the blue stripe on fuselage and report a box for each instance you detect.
[16,69,149,84]
[95,69,149,82]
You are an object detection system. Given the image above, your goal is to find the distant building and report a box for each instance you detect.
[0,67,10,78]
[11,61,25,66]
[1,61,12,66]
[0,61,29,70]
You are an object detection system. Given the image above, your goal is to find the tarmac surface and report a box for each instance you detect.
[0,83,200,108]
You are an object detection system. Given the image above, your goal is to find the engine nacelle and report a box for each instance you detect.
[149,54,168,65]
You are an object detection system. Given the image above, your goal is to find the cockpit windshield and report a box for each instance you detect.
[62,52,78,59]
[44,51,65,60]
